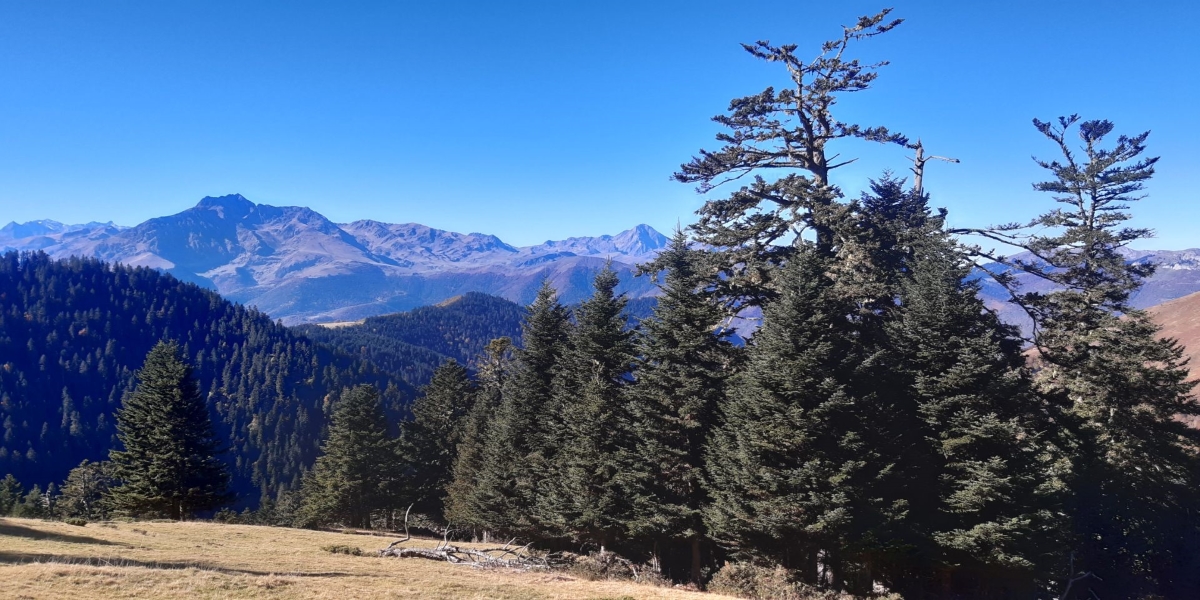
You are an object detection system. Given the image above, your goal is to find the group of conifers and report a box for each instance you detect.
[8,9,1200,600]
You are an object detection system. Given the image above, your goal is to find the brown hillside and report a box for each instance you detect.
[1149,290,1200,380]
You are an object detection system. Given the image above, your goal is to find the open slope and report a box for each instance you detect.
[1149,290,1200,380]
[0,517,729,599]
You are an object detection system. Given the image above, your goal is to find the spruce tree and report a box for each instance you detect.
[704,248,907,590]
[626,232,737,583]
[443,337,512,535]
[59,460,116,521]
[663,10,908,310]
[871,178,1061,595]
[400,359,475,521]
[298,384,398,529]
[539,266,637,552]
[471,282,571,538]
[0,474,21,516]
[964,116,1200,597]
[108,340,231,519]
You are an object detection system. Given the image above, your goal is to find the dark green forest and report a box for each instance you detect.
[293,292,527,387]
[0,252,410,504]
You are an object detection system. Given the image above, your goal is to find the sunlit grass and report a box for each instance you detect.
[0,517,731,599]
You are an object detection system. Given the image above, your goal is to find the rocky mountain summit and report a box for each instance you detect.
[5,194,668,324]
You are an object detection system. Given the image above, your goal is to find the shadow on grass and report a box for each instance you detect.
[0,551,359,578]
[0,520,124,546]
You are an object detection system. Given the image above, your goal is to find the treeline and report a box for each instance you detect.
[293,292,527,387]
[293,12,1200,599]
[0,252,410,503]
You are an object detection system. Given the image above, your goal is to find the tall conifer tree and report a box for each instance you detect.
[539,267,636,552]
[865,178,1062,595]
[400,360,475,520]
[967,117,1200,598]
[626,232,737,583]
[298,384,398,528]
[443,337,512,534]
[472,282,571,538]
[703,249,907,590]
[108,340,230,519]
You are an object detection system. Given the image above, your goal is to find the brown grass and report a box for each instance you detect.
[0,517,736,599]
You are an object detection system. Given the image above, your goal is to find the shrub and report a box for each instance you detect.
[321,544,364,556]
[64,517,88,527]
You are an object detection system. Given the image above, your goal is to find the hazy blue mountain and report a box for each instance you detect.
[13,194,668,324]
[0,219,126,252]
[974,248,1200,334]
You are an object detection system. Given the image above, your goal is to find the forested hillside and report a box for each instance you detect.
[293,292,526,386]
[0,251,411,505]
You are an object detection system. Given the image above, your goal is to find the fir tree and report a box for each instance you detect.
[298,384,399,529]
[108,340,231,519]
[626,232,737,583]
[400,359,475,520]
[443,337,512,535]
[870,178,1061,595]
[471,282,571,538]
[704,249,907,590]
[12,484,46,519]
[59,459,116,521]
[0,474,21,516]
[967,116,1200,597]
[663,10,908,310]
[539,267,637,552]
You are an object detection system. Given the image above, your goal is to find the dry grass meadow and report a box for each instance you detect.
[0,517,738,599]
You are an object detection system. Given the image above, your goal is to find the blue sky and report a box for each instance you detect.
[1,0,1197,248]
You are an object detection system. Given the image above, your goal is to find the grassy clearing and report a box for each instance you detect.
[0,517,735,599]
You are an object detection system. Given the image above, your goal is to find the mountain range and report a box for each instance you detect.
[6,194,1200,327]
[1,194,668,324]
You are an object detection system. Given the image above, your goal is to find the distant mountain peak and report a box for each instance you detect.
[195,194,256,220]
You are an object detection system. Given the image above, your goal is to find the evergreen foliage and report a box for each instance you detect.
[538,266,637,551]
[443,337,512,533]
[978,116,1200,598]
[662,9,908,310]
[0,251,409,505]
[625,232,737,583]
[108,340,231,519]
[298,385,400,529]
[0,473,23,515]
[400,359,475,520]
[869,178,1062,595]
[58,459,116,521]
[470,281,572,537]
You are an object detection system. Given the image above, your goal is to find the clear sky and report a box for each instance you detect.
[1,1,1197,248]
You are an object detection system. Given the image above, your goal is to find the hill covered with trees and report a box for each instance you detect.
[0,251,411,505]
[293,292,527,387]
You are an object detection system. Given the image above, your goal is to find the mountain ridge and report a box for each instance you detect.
[5,194,669,324]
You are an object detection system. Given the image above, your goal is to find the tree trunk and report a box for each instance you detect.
[690,536,703,586]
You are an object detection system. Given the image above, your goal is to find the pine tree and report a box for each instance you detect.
[108,340,231,519]
[13,484,46,519]
[471,282,571,538]
[869,178,1062,595]
[59,459,116,521]
[970,116,1200,597]
[298,384,399,529]
[400,359,475,520]
[443,337,512,535]
[0,474,21,516]
[704,248,908,590]
[626,232,737,583]
[539,267,637,552]
[662,10,908,310]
